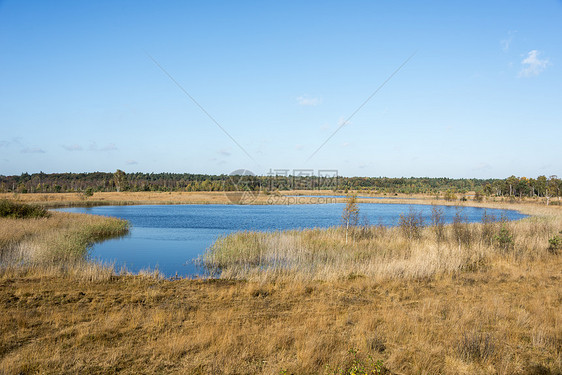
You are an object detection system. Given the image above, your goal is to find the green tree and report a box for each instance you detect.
[547,175,560,205]
[506,175,518,196]
[536,175,547,197]
[113,169,128,192]
[84,187,94,197]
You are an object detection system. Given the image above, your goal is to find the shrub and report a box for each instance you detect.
[325,349,386,375]
[474,191,483,202]
[399,207,424,240]
[495,225,514,253]
[547,234,561,254]
[452,207,472,246]
[0,199,49,219]
[342,194,359,244]
[444,190,457,201]
[430,205,445,243]
[84,187,94,197]
[480,210,497,245]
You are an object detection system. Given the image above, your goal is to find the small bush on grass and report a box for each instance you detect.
[0,199,49,219]
[480,210,497,245]
[547,234,561,254]
[431,204,446,243]
[324,349,387,375]
[452,207,472,246]
[399,207,424,240]
[495,225,514,253]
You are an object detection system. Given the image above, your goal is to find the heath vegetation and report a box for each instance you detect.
[0,199,560,374]
[0,203,128,280]
[202,204,560,283]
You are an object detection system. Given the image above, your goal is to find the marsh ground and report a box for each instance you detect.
[0,196,560,374]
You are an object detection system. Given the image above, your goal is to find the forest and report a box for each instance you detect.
[0,171,560,199]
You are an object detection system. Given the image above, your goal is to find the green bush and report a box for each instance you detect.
[494,225,514,252]
[0,199,50,219]
[548,234,561,254]
[324,349,387,375]
[84,187,94,197]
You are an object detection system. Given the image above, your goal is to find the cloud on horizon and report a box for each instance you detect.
[88,142,118,152]
[296,96,321,106]
[62,144,83,151]
[21,147,45,154]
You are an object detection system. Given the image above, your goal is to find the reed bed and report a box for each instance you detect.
[203,205,561,282]
[0,210,129,280]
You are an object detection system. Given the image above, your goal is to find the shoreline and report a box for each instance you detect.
[1,191,557,215]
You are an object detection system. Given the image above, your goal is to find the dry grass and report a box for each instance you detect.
[1,190,557,209]
[0,199,560,374]
[0,191,235,206]
[0,256,560,374]
[203,204,561,282]
[0,210,128,281]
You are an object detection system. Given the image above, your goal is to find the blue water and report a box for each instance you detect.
[58,204,526,277]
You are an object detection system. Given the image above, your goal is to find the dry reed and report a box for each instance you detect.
[202,204,561,282]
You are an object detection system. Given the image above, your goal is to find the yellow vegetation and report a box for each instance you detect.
[0,199,560,374]
[0,211,128,280]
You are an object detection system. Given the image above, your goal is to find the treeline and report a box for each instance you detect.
[0,171,560,198]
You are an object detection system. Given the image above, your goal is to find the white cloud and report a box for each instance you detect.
[518,50,550,77]
[296,96,321,106]
[218,149,231,156]
[126,160,138,165]
[88,142,118,152]
[62,144,82,151]
[337,117,351,127]
[500,30,516,52]
[101,143,117,151]
[500,39,511,52]
[21,147,45,154]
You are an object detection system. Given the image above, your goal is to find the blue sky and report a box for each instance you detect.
[1,1,560,178]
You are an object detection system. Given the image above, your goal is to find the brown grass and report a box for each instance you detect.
[0,198,560,374]
[0,256,560,374]
[0,191,235,206]
[0,211,128,281]
[1,190,556,209]
[203,204,561,282]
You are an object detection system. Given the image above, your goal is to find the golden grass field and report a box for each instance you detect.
[1,190,554,208]
[0,190,453,207]
[0,194,560,374]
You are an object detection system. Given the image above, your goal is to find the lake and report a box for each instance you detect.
[58,203,526,277]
